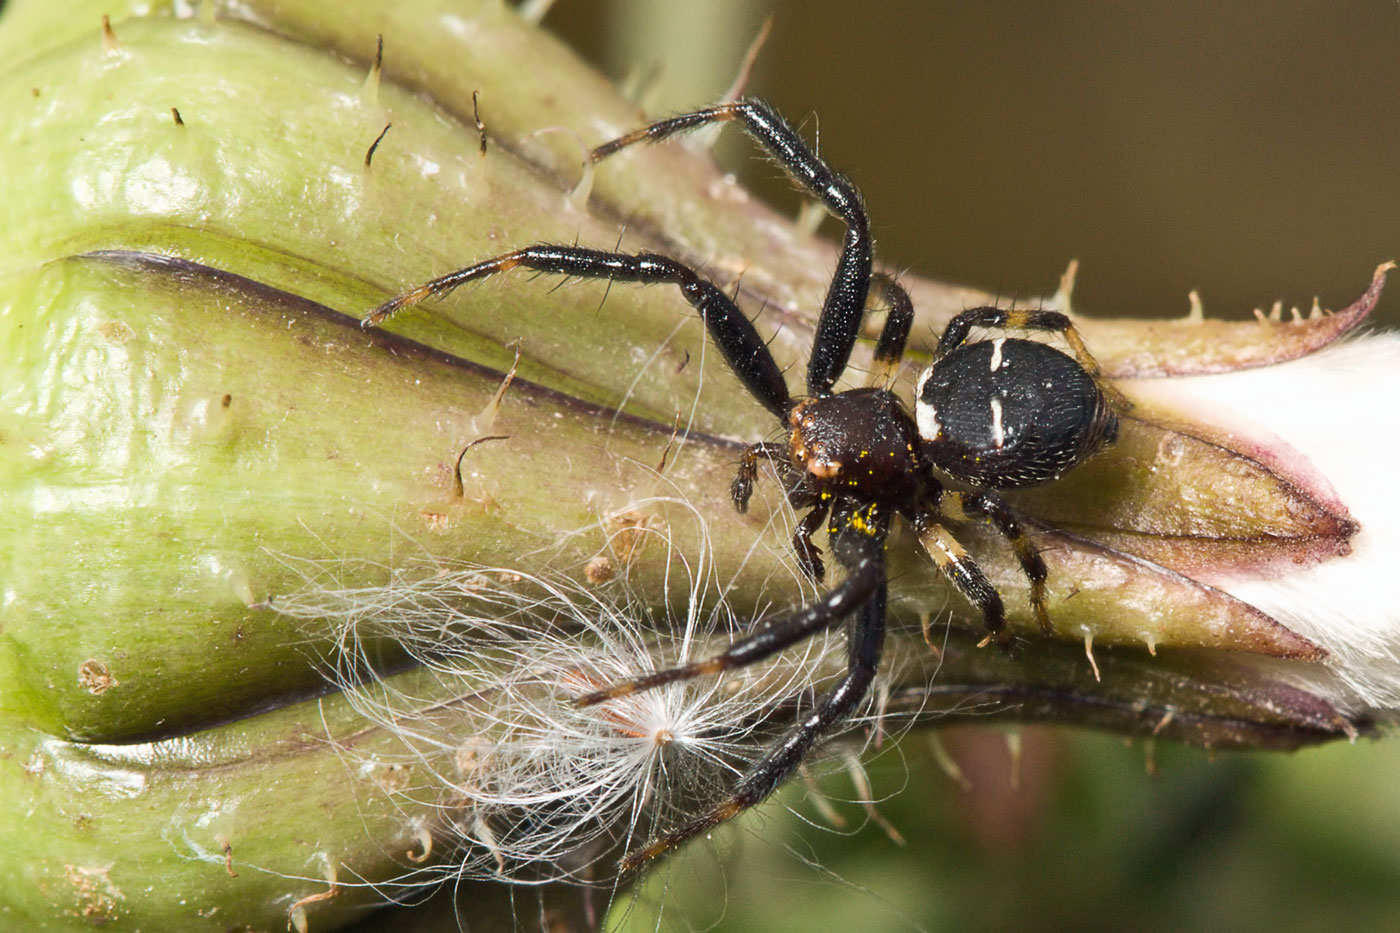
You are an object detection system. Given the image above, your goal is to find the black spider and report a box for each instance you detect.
[363,99,1120,871]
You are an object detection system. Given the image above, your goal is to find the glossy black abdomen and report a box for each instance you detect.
[916,338,1117,489]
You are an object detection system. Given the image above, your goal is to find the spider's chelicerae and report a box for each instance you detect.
[364,99,1121,870]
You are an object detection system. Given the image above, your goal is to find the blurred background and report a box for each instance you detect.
[536,2,1400,931]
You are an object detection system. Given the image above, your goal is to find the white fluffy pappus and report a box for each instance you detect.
[1132,332,1400,710]
[269,510,852,888]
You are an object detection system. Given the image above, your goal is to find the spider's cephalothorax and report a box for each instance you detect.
[364,98,1120,872]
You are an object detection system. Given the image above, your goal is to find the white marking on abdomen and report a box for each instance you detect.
[990,397,1005,448]
[989,337,1006,371]
[914,367,942,440]
[916,400,942,441]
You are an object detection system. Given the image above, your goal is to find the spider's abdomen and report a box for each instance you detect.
[915,338,1117,489]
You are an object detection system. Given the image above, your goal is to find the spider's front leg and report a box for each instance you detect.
[588,506,889,872]
[362,245,793,420]
[731,443,829,581]
[790,495,831,583]
[620,577,885,873]
[589,98,875,397]
[574,504,880,707]
[731,441,789,513]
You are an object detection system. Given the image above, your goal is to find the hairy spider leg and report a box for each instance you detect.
[934,307,1086,364]
[731,441,791,512]
[362,246,793,420]
[585,506,889,873]
[574,512,882,707]
[590,98,873,397]
[910,506,1009,647]
[620,583,887,873]
[864,274,915,389]
[939,490,1051,634]
[791,493,833,582]
[732,446,832,581]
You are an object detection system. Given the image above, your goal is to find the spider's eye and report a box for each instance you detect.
[916,338,1116,489]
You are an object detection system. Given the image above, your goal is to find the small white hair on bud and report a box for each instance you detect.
[270,497,851,889]
[1145,333,1400,710]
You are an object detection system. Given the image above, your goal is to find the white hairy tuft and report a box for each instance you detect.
[269,499,853,890]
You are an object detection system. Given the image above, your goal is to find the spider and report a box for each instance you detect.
[363,98,1120,871]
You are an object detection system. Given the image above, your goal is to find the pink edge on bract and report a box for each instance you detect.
[1079,262,1392,378]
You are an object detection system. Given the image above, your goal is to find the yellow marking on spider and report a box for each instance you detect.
[848,503,881,536]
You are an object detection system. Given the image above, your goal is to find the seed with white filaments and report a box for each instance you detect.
[267,500,862,887]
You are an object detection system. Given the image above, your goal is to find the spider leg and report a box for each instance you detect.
[941,491,1050,635]
[731,443,826,580]
[731,441,790,513]
[617,535,888,872]
[864,274,915,389]
[364,245,792,420]
[591,99,873,398]
[791,493,832,583]
[912,507,1010,649]
[574,522,882,707]
[933,307,1086,363]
